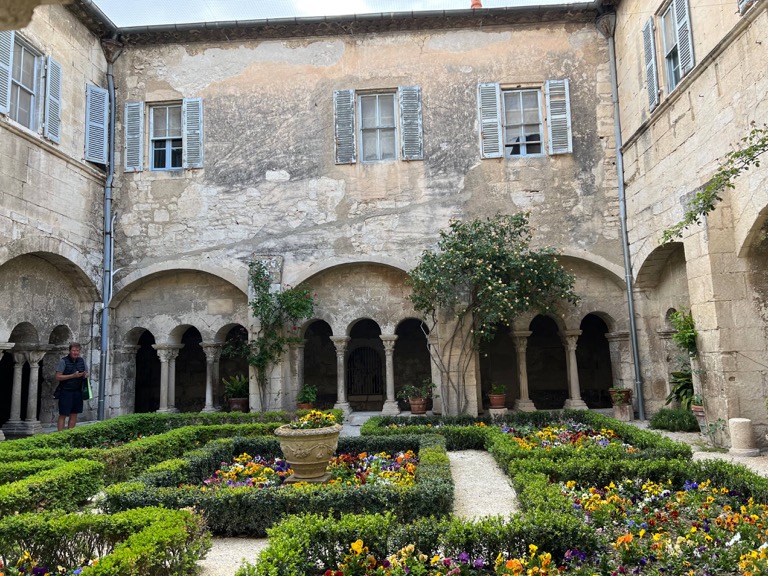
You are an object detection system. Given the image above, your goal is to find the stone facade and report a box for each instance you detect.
[2,0,763,441]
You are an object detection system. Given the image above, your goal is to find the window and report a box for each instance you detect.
[333,86,423,165]
[661,5,681,91]
[502,89,542,157]
[150,104,182,170]
[124,98,204,173]
[0,31,63,143]
[478,80,572,159]
[359,93,397,162]
[660,0,694,94]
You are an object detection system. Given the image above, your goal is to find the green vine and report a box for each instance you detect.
[669,308,698,357]
[224,261,315,395]
[661,124,768,244]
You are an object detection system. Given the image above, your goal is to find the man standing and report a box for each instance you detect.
[55,342,89,431]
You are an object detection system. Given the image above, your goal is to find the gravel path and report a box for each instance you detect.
[199,537,269,576]
[449,450,519,519]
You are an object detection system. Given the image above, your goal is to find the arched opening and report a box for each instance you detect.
[347,319,383,411]
[479,323,517,409]
[394,319,431,410]
[303,320,336,408]
[527,315,568,409]
[220,325,249,393]
[576,314,613,408]
[134,331,160,413]
[176,327,206,411]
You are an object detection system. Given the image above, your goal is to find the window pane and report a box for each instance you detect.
[168,106,182,137]
[526,143,541,154]
[171,139,183,168]
[662,7,676,54]
[378,94,395,127]
[12,45,22,82]
[153,141,166,169]
[20,48,35,89]
[522,91,539,124]
[17,90,32,127]
[504,92,522,126]
[362,130,378,161]
[524,124,541,144]
[152,107,168,138]
[360,96,376,129]
[380,128,396,160]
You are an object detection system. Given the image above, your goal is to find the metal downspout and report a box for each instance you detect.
[98,36,123,420]
[597,12,645,420]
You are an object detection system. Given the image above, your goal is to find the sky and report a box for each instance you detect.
[90,0,594,28]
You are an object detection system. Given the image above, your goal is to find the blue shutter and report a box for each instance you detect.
[334,89,356,164]
[182,97,204,169]
[674,0,694,76]
[477,82,502,159]
[545,79,573,155]
[44,56,63,143]
[124,101,144,172]
[738,0,755,13]
[0,31,14,115]
[85,84,108,164]
[398,85,423,161]
[643,18,660,112]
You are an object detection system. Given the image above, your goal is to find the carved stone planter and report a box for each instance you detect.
[274,423,342,482]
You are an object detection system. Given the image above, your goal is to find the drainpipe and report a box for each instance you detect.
[596,12,645,420]
[97,35,124,421]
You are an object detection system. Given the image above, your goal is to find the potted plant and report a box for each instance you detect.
[691,393,706,429]
[664,369,694,410]
[488,381,507,408]
[223,374,249,412]
[296,384,317,410]
[396,379,435,415]
[608,387,632,406]
[274,410,342,482]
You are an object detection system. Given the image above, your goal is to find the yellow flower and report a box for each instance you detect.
[528,544,538,554]
[350,540,365,555]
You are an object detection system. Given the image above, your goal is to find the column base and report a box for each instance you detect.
[0,430,4,441]
[156,408,172,413]
[513,399,537,412]
[729,447,760,457]
[381,400,401,416]
[201,405,217,413]
[167,407,180,413]
[564,398,588,410]
[333,401,352,418]
[2,420,42,438]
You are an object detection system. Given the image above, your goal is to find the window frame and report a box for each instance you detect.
[149,102,183,171]
[660,2,681,93]
[9,35,41,131]
[357,91,399,163]
[501,87,544,158]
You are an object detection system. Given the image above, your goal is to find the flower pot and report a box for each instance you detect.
[274,423,342,481]
[609,388,632,406]
[692,404,706,432]
[408,397,428,415]
[489,394,506,408]
[296,402,314,410]
[227,398,248,412]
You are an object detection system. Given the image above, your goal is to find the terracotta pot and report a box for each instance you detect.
[692,404,706,431]
[408,397,428,415]
[296,402,314,410]
[489,394,506,408]
[609,388,632,406]
[227,398,248,412]
[274,423,342,480]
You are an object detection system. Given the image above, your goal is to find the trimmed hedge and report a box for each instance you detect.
[0,459,103,515]
[0,506,210,576]
[0,459,64,484]
[102,434,453,536]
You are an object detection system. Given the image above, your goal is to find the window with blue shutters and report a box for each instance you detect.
[85,84,108,164]
[661,0,694,93]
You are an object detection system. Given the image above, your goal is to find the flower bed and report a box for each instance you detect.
[500,421,638,453]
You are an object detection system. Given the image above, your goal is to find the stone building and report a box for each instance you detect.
[0,0,765,443]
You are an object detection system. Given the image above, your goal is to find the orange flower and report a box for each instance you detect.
[505,558,524,574]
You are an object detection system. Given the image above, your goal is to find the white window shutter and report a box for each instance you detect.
[477,82,502,159]
[674,0,694,76]
[182,97,204,169]
[43,56,63,143]
[398,85,423,161]
[738,0,755,13]
[124,101,144,172]
[85,84,108,164]
[545,79,573,155]
[0,31,13,115]
[334,89,356,164]
[642,18,660,112]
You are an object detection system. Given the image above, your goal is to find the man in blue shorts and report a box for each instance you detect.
[55,342,89,431]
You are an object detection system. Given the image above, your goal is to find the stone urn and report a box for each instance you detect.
[274,423,342,482]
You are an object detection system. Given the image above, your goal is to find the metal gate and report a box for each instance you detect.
[347,346,383,396]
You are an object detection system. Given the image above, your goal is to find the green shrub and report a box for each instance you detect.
[649,408,700,432]
[0,460,64,484]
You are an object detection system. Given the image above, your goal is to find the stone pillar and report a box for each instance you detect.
[380,334,400,416]
[330,336,351,417]
[2,350,29,438]
[213,353,222,410]
[296,340,306,390]
[0,343,15,440]
[200,343,222,412]
[152,346,172,412]
[512,331,536,412]
[729,418,760,457]
[428,332,442,415]
[562,330,587,410]
[23,349,47,433]
[167,345,183,412]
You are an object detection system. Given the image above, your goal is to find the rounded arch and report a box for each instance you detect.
[124,326,152,346]
[578,310,617,333]
[169,324,199,345]
[287,257,411,287]
[635,242,686,289]
[303,319,336,408]
[558,249,626,287]
[576,313,613,408]
[48,325,73,346]
[736,201,768,258]
[347,317,381,337]
[215,323,247,343]
[9,322,39,345]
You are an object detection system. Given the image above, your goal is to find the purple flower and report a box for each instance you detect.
[473,556,485,568]
[458,552,469,563]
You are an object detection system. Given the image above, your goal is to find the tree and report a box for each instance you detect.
[661,124,768,244]
[407,213,579,413]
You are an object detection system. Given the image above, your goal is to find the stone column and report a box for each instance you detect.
[296,340,306,390]
[330,336,351,417]
[380,334,400,416]
[23,349,47,433]
[0,343,15,441]
[213,352,222,410]
[2,350,28,438]
[512,331,536,412]
[562,330,587,410]
[152,345,172,412]
[167,345,183,412]
[200,343,222,412]
[427,332,443,415]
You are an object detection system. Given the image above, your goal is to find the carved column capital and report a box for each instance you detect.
[561,330,582,351]
[329,336,350,354]
[167,344,184,361]
[200,342,222,363]
[379,334,398,352]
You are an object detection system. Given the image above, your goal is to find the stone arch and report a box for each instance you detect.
[576,313,613,408]
[736,200,768,258]
[286,257,411,287]
[48,325,73,346]
[635,242,685,289]
[394,318,431,408]
[558,248,626,287]
[526,314,568,409]
[134,330,160,414]
[9,322,40,345]
[479,323,517,409]
[218,324,249,395]
[175,326,207,412]
[303,319,336,407]
[347,318,384,411]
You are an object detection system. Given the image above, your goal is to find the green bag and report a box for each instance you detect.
[82,377,93,401]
